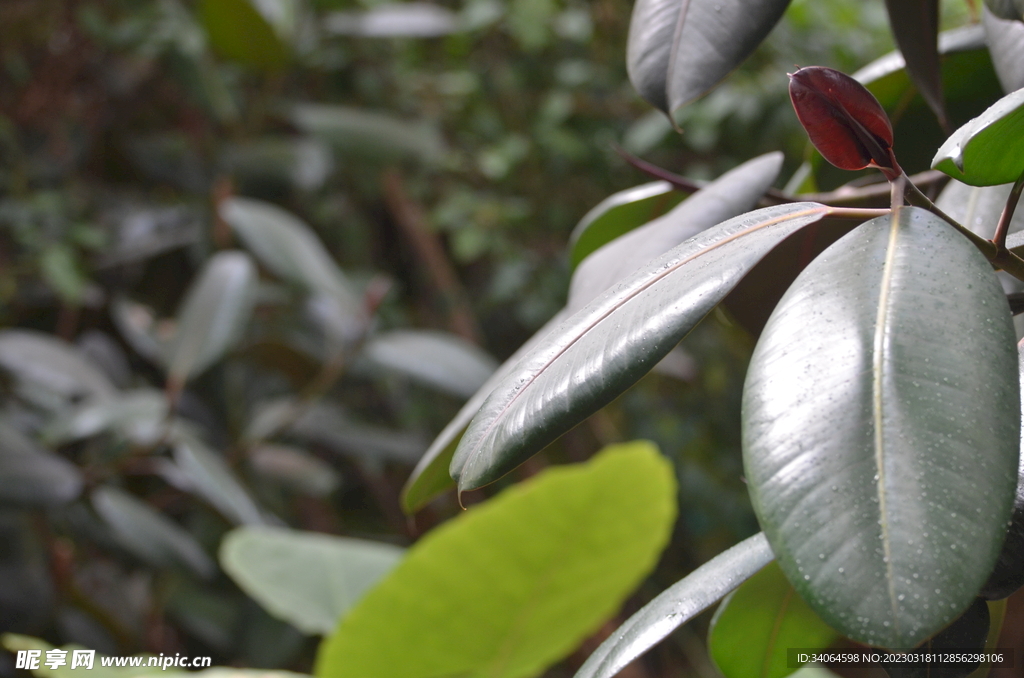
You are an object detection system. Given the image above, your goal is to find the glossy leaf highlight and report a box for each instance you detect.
[452,203,833,492]
[574,532,773,678]
[933,87,1024,186]
[743,207,1019,648]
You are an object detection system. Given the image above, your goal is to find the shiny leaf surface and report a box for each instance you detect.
[626,0,791,113]
[452,203,834,492]
[220,526,404,635]
[319,443,676,678]
[743,208,1019,648]
[984,8,1024,94]
[574,532,773,678]
[708,562,837,678]
[399,310,568,513]
[567,152,783,313]
[933,87,1024,186]
[568,181,685,271]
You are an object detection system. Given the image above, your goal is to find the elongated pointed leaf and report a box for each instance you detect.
[568,181,686,271]
[318,443,676,678]
[173,433,268,526]
[291,104,446,164]
[574,532,773,678]
[568,153,782,313]
[743,207,1019,648]
[0,330,116,406]
[453,203,833,491]
[220,526,403,635]
[883,0,945,127]
[93,486,216,579]
[200,0,294,68]
[219,198,364,339]
[984,8,1024,94]
[167,251,257,385]
[708,562,837,678]
[0,422,82,506]
[627,0,791,113]
[361,330,498,399]
[400,310,568,513]
[933,87,1024,186]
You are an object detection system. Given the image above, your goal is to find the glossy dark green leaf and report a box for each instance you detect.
[743,207,1019,648]
[318,442,676,678]
[0,422,82,506]
[92,486,216,579]
[568,153,782,313]
[290,104,446,164]
[361,330,498,399]
[708,562,837,678]
[883,0,945,127]
[984,8,1024,94]
[986,0,1024,21]
[452,203,833,492]
[220,526,404,635]
[399,309,568,513]
[626,0,791,114]
[574,532,773,678]
[933,87,1024,186]
[567,181,685,271]
[200,0,294,68]
[167,251,257,385]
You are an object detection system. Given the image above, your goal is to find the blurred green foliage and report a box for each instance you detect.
[0,0,921,675]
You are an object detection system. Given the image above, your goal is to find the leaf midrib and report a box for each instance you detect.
[460,206,829,481]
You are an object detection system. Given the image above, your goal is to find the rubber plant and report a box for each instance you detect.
[398,2,1024,677]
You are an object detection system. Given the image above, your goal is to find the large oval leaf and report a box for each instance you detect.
[317,442,676,678]
[984,7,1024,94]
[567,152,783,313]
[167,251,257,386]
[568,181,686,271]
[932,87,1024,186]
[220,526,404,635]
[743,207,1019,648]
[574,532,773,678]
[399,309,568,513]
[708,562,837,678]
[626,0,791,114]
[452,202,834,492]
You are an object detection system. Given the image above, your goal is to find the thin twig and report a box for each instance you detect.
[992,169,1024,250]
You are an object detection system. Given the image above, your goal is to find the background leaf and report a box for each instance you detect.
[0,421,82,506]
[323,4,460,37]
[200,0,293,68]
[567,152,783,312]
[361,330,498,398]
[984,7,1024,94]
[707,562,838,678]
[166,251,257,386]
[452,203,832,492]
[574,532,773,678]
[567,181,686,271]
[290,104,447,164]
[92,486,216,579]
[882,0,945,128]
[317,442,676,678]
[626,0,791,114]
[173,433,268,526]
[743,208,1019,648]
[220,526,404,635]
[0,330,116,408]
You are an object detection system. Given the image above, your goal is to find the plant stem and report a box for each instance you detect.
[992,169,1024,250]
